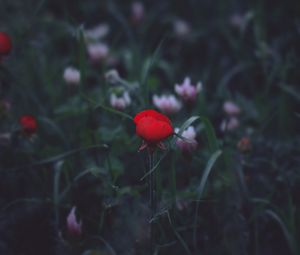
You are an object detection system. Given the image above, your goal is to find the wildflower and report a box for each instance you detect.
[220,117,239,132]
[0,32,12,57]
[134,109,174,153]
[173,19,190,39]
[237,137,252,153]
[63,67,81,85]
[175,126,198,154]
[0,99,11,117]
[19,115,38,136]
[84,23,109,42]
[131,1,145,24]
[223,101,241,116]
[66,206,82,238]
[175,77,202,103]
[110,91,131,111]
[105,69,121,84]
[87,42,109,63]
[153,94,181,115]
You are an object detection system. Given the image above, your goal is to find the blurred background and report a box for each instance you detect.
[0,0,300,255]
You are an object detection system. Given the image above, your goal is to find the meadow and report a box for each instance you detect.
[0,1,299,254]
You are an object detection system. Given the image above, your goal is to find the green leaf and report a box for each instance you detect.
[193,150,222,251]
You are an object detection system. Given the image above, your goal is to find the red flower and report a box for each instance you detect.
[0,32,12,56]
[19,115,38,136]
[134,109,174,152]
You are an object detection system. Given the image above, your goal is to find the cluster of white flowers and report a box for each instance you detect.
[153,94,182,115]
[110,91,131,111]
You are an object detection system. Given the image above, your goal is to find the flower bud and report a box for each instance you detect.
[66,206,82,238]
[0,32,12,57]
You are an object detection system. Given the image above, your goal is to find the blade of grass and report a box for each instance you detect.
[166,211,192,255]
[265,209,297,255]
[193,150,222,251]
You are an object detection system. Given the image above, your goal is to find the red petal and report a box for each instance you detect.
[136,116,173,143]
[134,109,171,125]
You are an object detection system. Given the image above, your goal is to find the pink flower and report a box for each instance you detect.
[84,23,109,42]
[174,77,202,102]
[87,43,109,63]
[110,91,131,110]
[66,207,82,238]
[153,94,182,115]
[131,2,144,24]
[175,126,198,153]
[220,117,240,132]
[63,67,81,85]
[223,101,241,116]
[173,19,191,39]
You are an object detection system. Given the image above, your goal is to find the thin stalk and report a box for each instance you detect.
[149,152,157,254]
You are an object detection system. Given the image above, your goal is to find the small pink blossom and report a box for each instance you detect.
[87,43,109,63]
[175,77,202,102]
[131,2,144,24]
[66,206,82,238]
[223,101,241,116]
[152,94,182,115]
[173,19,191,39]
[110,91,131,111]
[84,23,109,42]
[175,126,198,153]
[220,117,240,132]
[63,67,81,85]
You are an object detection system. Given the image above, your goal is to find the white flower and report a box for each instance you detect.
[87,43,109,63]
[175,126,198,153]
[175,77,202,102]
[66,206,82,237]
[63,67,81,85]
[173,19,191,39]
[84,23,109,41]
[110,91,131,110]
[223,101,241,116]
[131,2,144,23]
[152,94,182,114]
[220,117,240,132]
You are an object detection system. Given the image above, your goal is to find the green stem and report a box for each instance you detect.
[149,152,156,254]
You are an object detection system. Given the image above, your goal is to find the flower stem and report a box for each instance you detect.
[148,152,156,254]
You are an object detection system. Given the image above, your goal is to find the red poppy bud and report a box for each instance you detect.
[0,32,12,56]
[134,110,173,152]
[19,115,38,135]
